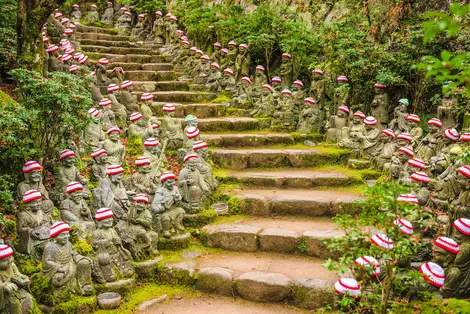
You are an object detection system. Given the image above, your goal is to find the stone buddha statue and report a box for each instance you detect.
[332,76,351,114]
[143,138,167,178]
[178,154,210,213]
[447,218,470,298]
[253,65,268,86]
[272,89,295,130]
[107,84,127,129]
[206,63,222,92]
[161,104,185,150]
[124,157,158,203]
[220,68,236,94]
[101,2,115,26]
[448,167,470,238]
[119,80,139,114]
[310,69,325,109]
[251,84,275,118]
[95,58,110,90]
[438,82,458,129]
[416,118,443,163]
[291,80,306,115]
[406,114,423,146]
[370,129,395,171]
[297,97,322,134]
[17,161,54,216]
[153,11,165,44]
[232,77,253,107]
[103,127,126,166]
[370,83,390,128]
[226,41,238,69]
[90,148,109,185]
[70,4,82,22]
[357,117,380,158]
[279,53,292,88]
[219,48,229,70]
[430,129,460,176]
[325,106,350,143]
[210,42,222,64]
[192,141,217,192]
[85,4,100,24]
[98,98,116,131]
[139,93,155,121]
[80,108,105,156]
[117,11,132,32]
[235,44,250,82]
[338,111,365,150]
[435,146,463,203]
[388,99,410,134]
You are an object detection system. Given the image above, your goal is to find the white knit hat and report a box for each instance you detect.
[293,80,304,88]
[0,244,14,259]
[192,140,208,150]
[370,233,394,250]
[434,236,459,254]
[106,165,124,175]
[397,133,412,142]
[162,104,176,112]
[392,218,413,235]
[144,138,160,147]
[364,116,377,126]
[135,156,151,166]
[88,108,101,118]
[106,127,121,135]
[338,105,349,113]
[186,127,200,139]
[353,111,365,119]
[66,181,83,194]
[410,171,430,184]
[408,158,425,170]
[130,112,143,122]
[428,118,442,127]
[60,149,76,160]
[91,148,107,158]
[107,84,119,92]
[453,218,470,236]
[160,172,176,182]
[121,80,133,89]
[382,129,395,139]
[23,190,42,203]
[397,193,418,204]
[184,153,198,163]
[420,262,445,288]
[334,278,361,298]
[398,146,414,157]
[135,194,149,203]
[444,128,459,141]
[95,208,114,221]
[50,221,71,238]
[23,161,41,173]
[354,256,380,276]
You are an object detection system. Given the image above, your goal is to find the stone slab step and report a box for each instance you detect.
[132,91,217,103]
[86,52,166,63]
[151,102,225,118]
[76,32,131,42]
[81,45,154,55]
[202,133,295,147]
[230,188,362,217]
[142,63,172,71]
[218,168,362,188]
[107,70,155,81]
[211,147,351,170]
[76,24,119,35]
[107,62,171,72]
[77,39,136,47]
[132,81,190,92]
[194,117,260,132]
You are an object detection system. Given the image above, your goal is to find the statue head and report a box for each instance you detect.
[137,164,150,174]
[397,151,411,163]
[97,153,108,165]
[449,146,462,162]
[162,104,176,117]
[457,167,470,190]
[100,217,114,228]
[135,194,148,212]
[185,115,198,128]
[107,165,124,183]
[337,109,347,118]
[23,161,42,183]
[55,230,70,245]
[352,116,363,125]
[107,127,121,142]
[66,182,84,204]
[432,237,458,268]
[390,162,401,179]
[59,149,77,168]
[110,173,123,183]
[50,221,71,245]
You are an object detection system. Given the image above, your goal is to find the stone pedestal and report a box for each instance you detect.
[135,257,163,279]
[158,233,191,250]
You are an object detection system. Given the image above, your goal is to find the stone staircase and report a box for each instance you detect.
[76,24,369,311]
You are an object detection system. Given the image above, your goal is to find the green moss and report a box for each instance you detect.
[52,296,97,314]
[30,272,55,305]
[4,218,16,238]
[126,135,143,158]
[211,91,232,103]
[0,90,16,106]
[391,298,470,314]
[73,239,94,258]
[16,256,42,276]
[183,207,218,228]
[291,132,325,143]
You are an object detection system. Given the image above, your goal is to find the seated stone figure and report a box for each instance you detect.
[101,2,114,26]
[80,108,105,156]
[152,11,165,44]
[430,128,460,176]
[178,153,211,213]
[448,167,470,238]
[291,80,306,115]
[143,138,167,178]
[139,93,155,121]
[297,97,322,134]
[50,149,89,205]
[325,106,350,143]
[184,126,201,153]
[0,244,34,314]
[192,141,217,192]
[129,112,153,141]
[220,68,237,94]
[206,62,222,92]
[124,157,158,203]
[272,89,295,130]
[194,55,211,84]
[184,115,198,135]
[416,118,442,165]
[151,172,186,238]
[84,4,100,24]
[431,235,463,298]
[161,104,185,150]
[356,116,380,158]
[119,80,140,114]
[92,208,134,283]
[90,148,109,185]
[117,11,132,32]
[390,146,415,183]
[98,98,116,131]
[42,222,93,302]
[231,76,253,108]
[121,194,159,261]
[370,129,396,171]
[17,161,54,216]
[70,4,82,22]
[107,84,127,129]
[103,127,126,166]
[59,182,95,240]
[338,111,365,151]
[435,146,463,203]
[406,114,423,146]
[251,84,275,118]
[95,58,110,91]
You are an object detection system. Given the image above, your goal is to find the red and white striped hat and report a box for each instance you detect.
[23,190,42,203]
[60,39,69,46]
[121,80,133,89]
[241,77,252,84]
[408,158,425,170]
[213,42,222,48]
[228,40,237,46]
[135,156,151,166]
[98,58,109,65]
[338,105,349,113]
[239,43,248,49]
[393,218,414,235]
[181,40,190,45]
[271,76,281,83]
[64,28,73,35]
[144,138,159,147]
[138,13,145,19]
[406,114,420,123]
[65,47,75,55]
[106,164,124,175]
[304,97,316,105]
[410,171,430,184]
[201,55,210,61]
[69,65,79,73]
[130,112,143,122]
[186,127,200,139]
[50,221,70,238]
[62,54,73,62]
[163,104,176,112]
[42,36,50,43]
[220,48,229,55]
[78,55,89,64]
[353,111,365,119]
[95,207,114,221]
[60,149,76,160]
[444,128,459,141]
[453,218,470,235]
[156,10,163,16]
[364,116,377,126]
[210,62,220,69]
[398,146,414,157]
[281,89,292,96]
[354,256,380,276]
[334,278,361,298]
[293,80,304,88]
[370,233,394,250]
[66,181,83,194]
[107,84,119,92]
[165,12,171,17]
[420,262,445,288]
[0,244,14,259]
[195,49,203,55]
[91,148,107,158]
[160,171,176,182]
[181,36,189,41]
[135,194,149,203]
[169,15,177,21]
[337,75,348,82]
[46,45,59,53]
[312,69,323,75]
[73,4,79,8]
[91,4,97,9]
[397,133,412,143]
[256,65,265,71]
[106,126,121,135]
[382,129,395,139]
[458,165,470,179]
[113,67,124,74]
[374,83,386,89]
[61,18,70,24]
[184,153,199,163]
[223,68,234,75]
[460,132,470,141]
[434,237,459,254]
[141,93,154,101]
[262,84,273,92]
[151,124,159,129]
[23,161,41,173]
[193,140,208,150]
[397,193,418,204]
[55,12,63,18]
[120,7,128,11]
[428,118,442,127]
[88,71,96,77]
[99,98,112,106]
[281,52,292,59]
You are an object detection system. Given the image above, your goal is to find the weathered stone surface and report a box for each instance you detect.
[79,39,134,47]
[196,117,259,132]
[239,193,270,216]
[76,24,118,34]
[157,261,197,286]
[347,158,371,169]
[292,278,336,310]
[158,233,191,250]
[203,224,260,252]
[259,228,300,253]
[108,70,156,81]
[151,102,223,117]
[77,33,131,42]
[82,45,153,55]
[135,257,163,279]
[132,91,216,103]
[235,271,292,302]
[142,63,172,71]
[137,294,168,311]
[303,230,344,259]
[203,133,294,147]
[132,81,189,92]
[196,267,234,297]
[96,278,135,295]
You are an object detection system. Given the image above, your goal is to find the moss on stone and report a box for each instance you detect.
[391,298,470,313]
[212,92,232,103]
[30,272,55,305]
[73,239,94,258]
[16,256,42,276]
[126,135,143,158]
[0,90,17,106]
[183,207,218,228]
[52,296,97,314]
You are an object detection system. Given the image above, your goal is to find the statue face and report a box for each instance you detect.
[69,190,83,203]
[110,173,123,183]
[187,121,198,128]
[428,124,438,133]
[55,231,70,245]
[138,164,150,174]
[136,202,145,211]
[165,111,175,117]
[365,124,375,131]
[164,179,175,189]
[98,154,108,165]
[407,120,417,128]
[337,110,347,118]
[109,132,120,142]
[0,256,12,270]
[62,156,75,167]
[398,152,410,163]
[187,158,198,171]
[292,85,300,91]
[27,199,42,212]
[352,117,362,124]
[26,170,41,183]
[379,133,390,143]
[432,244,452,266]
[101,217,114,228]
[390,163,400,178]
[146,145,159,155]
[396,139,407,147]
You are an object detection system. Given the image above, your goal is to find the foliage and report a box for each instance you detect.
[0,0,16,79]
[0,174,15,212]
[323,182,434,313]
[391,298,470,313]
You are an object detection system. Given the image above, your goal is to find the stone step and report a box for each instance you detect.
[86,52,166,64]
[132,81,190,92]
[202,133,295,147]
[81,45,154,55]
[76,24,119,35]
[217,168,363,188]
[106,70,155,81]
[229,188,362,217]
[108,62,143,70]
[194,117,261,132]
[77,39,136,47]
[211,147,351,170]
[142,63,172,71]
[202,217,342,258]
[151,102,225,118]
[132,91,217,103]
[76,32,131,42]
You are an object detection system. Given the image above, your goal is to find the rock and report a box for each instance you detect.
[239,194,270,216]
[137,294,168,311]
[259,228,300,253]
[196,267,234,297]
[303,230,344,259]
[96,278,135,295]
[303,140,316,146]
[347,158,371,169]
[203,224,260,252]
[158,233,191,250]
[292,278,335,310]
[235,271,292,302]
[135,257,163,279]
[157,261,197,286]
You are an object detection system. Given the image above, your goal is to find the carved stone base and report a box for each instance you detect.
[96,278,135,295]
[158,233,191,251]
[347,158,371,169]
[135,257,163,279]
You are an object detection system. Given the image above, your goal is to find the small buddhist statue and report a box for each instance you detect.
[272,89,295,130]
[95,58,110,90]
[103,127,126,166]
[122,194,159,261]
[357,116,380,158]
[206,62,222,92]
[438,82,458,129]
[51,149,89,205]
[448,167,470,238]
[178,153,211,213]
[194,55,212,84]
[279,52,293,88]
[139,93,155,121]
[153,11,165,44]
[432,235,462,298]
[292,80,306,114]
[210,42,222,63]
[310,69,325,109]
[45,44,61,73]
[271,76,282,101]
[168,16,179,45]
[251,84,275,118]
[80,108,105,156]
[59,182,95,240]
[435,146,463,203]
[445,218,470,297]
[232,76,253,108]
[117,11,132,32]
[92,208,134,283]
[143,138,167,178]
[109,67,125,90]
[164,13,172,45]
[102,1,115,26]
[124,157,158,202]
[161,104,185,150]
[370,83,390,128]
[220,68,236,94]
[90,148,108,184]
[406,114,423,146]
[332,76,351,114]
[85,4,100,24]
[0,244,34,314]
[388,99,410,133]
[184,126,201,153]
[192,140,217,191]
[106,84,127,129]
[17,190,52,257]
[128,112,150,155]
[151,172,185,238]
[297,97,322,134]
[253,65,268,86]
[370,129,396,171]
[390,146,415,182]
[325,105,350,143]
[226,40,238,69]
[219,48,229,69]
[118,80,139,114]
[70,4,82,22]
[188,50,203,78]
[338,111,365,153]
[430,128,460,176]
[131,13,146,39]
[17,161,54,216]
[235,43,250,82]
[416,118,443,163]
[408,171,432,207]
[184,115,198,134]
[90,72,103,103]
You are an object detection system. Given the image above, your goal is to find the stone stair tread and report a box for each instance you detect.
[76,32,131,41]
[232,188,362,202]
[75,24,118,35]
[202,133,295,148]
[225,168,352,180]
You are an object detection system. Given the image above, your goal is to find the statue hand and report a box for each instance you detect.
[5,283,18,293]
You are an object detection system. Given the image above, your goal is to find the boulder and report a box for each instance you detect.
[196,267,234,296]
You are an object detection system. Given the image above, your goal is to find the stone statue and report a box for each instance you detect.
[17,161,54,216]
[430,128,460,176]
[406,114,423,146]
[210,42,222,64]
[438,82,458,129]
[388,99,410,133]
[161,104,185,150]
[435,146,463,203]
[117,11,132,32]
[220,68,236,94]
[205,63,222,92]
[232,77,253,108]
[102,2,115,26]
[253,65,268,86]
[124,157,158,203]
[390,146,414,183]
[139,93,155,121]
[357,117,380,157]
[192,140,217,191]
[70,4,82,22]
[59,182,95,240]
[128,112,152,155]
[279,53,292,88]
[188,50,204,78]
[90,73,104,103]
[292,80,306,115]
[118,80,139,114]
[106,84,127,129]
[178,153,211,213]
[432,236,463,298]
[447,167,470,239]
[370,129,396,170]
[338,111,365,153]
[325,106,350,143]
[0,244,33,314]
[416,118,443,163]
[153,11,165,44]
[102,127,126,166]
[219,48,229,70]
[310,69,325,109]
[226,41,238,69]
[370,83,390,128]
[332,76,351,114]
[51,149,89,205]
[184,126,201,154]
[297,97,322,134]
[235,44,250,82]
[151,172,186,238]
[194,55,212,84]
[271,76,282,102]
[108,67,125,90]
[251,84,275,118]
[272,89,295,130]
[45,44,62,73]
[143,138,167,178]
[92,208,134,283]
[84,4,100,24]
[445,218,470,298]
[131,14,147,39]
[90,148,108,185]
[80,108,105,156]
[95,58,110,91]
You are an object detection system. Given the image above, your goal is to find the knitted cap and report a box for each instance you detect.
[99,98,112,106]
[444,128,459,141]
[370,233,394,250]
[162,104,176,112]
[398,146,414,157]
[91,148,107,158]
[338,105,349,113]
[135,194,149,203]
[334,278,361,298]
[337,75,348,82]
[434,237,459,254]
[78,55,89,64]
[184,153,199,163]
[239,43,248,49]
[98,58,109,65]
[106,165,124,175]
[408,158,425,170]
[228,40,237,46]
[397,133,412,143]
[241,77,252,84]
[281,89,292,96]
[223,68,233,75]
[312,69,323,75]
[60,149,76,160]
[460,132,470,142]
[160,172,176,182]
[271,76,281,83]
[69,65,79,73]
[106,126,121,135]
[135,156,151,166]
[353,111,365,119]
[420,262,445,288]
[141,93,154,101]
[95,207,114,221]
[23,190,42,203]
[397,193,418,204]
[392,218,414,235]
[304,97,316,105]
[50,221,70,238]
[293,80,304,88]
[144,138,160,147]
[354,256,380,276]
[46,45,59,53]
[66,181,83,194]
[192,140,208,150]
[130,112,143,122]
[213,42,222,48]
[453,218,470,235]
[399,98,409,106]
[374,83,386,89]
[428,118,442,127]
[364,116,377,126]
[0,244,14,259]
[121,80,133,89]
[410,171,430,184]
[262,84,273,92]
[23,161,41,173]
[406,114,420,123]
[210,62,220,69]
[281,52,292,59]
[382,129,395,139]
[256,65,265,71]
[107,84,119,92]
[458,165,470,179]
